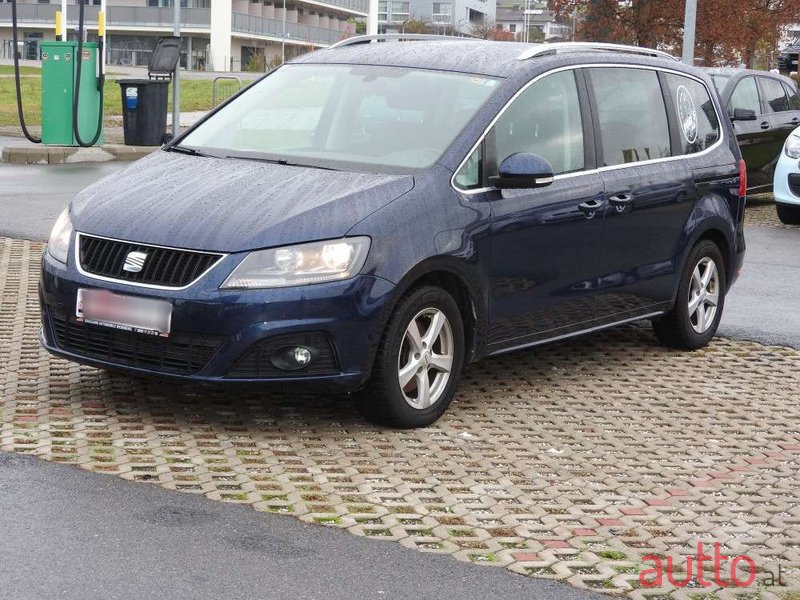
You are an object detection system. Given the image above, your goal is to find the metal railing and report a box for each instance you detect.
[517,42,679,62]
[0,4,211,29]
[232,13,351,47]
[212,75,243,106]
[330,34,478,49]
[296,0,368,13]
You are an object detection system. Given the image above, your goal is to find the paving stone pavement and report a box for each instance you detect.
[745,196,797,229]
[1,237,799,599]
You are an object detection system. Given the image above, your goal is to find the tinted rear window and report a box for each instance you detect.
[783,80,800,110]
[761,77,790,112]
[663,73,721,154]
[589,67,671,166]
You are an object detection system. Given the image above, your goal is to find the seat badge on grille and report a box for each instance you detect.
[123,251,148,273]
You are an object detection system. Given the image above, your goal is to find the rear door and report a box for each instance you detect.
[758,75,796,161]
[781,79,800,119]
[728,75,774,188]
[586,66,697,319]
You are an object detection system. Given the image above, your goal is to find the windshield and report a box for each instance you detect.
[709,74,731,95]
[179,64,500,172]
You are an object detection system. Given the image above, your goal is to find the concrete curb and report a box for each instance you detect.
[1,143,158,164]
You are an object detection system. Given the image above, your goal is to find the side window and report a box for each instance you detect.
[761,77,790,113]
[454,144,483,190]
[589,68,671,166]
[490,70,585,175]
[663,74,720,154]
[782,81,800,110]
[729,77,760,115]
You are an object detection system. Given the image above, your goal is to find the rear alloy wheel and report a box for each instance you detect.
[652,240,726,350]
[687,256,720,335]
[355,286,464,428]
[777,203,800,225]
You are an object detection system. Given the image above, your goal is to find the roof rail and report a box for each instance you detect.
[329,34,479,49]
[517,42,679,62]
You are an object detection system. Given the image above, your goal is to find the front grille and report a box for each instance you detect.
[51,311,224,375]
[227,333,338,378]
[78,234,223,288]
[789,173,800,197]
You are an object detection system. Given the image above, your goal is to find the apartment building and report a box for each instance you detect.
[495,1,571,42]
[0,0,367,71]
[377,0,495,34]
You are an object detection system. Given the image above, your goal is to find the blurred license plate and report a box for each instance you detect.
[76,289,172,336]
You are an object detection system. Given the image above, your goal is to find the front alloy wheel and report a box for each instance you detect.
[398,308,455,410]
[355,286,464,428]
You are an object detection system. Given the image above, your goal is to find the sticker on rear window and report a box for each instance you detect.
[676,85,698,144]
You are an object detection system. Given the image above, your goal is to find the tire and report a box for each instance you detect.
[777,203,800,225]
[355,286,465,428]
[652,239,726,350]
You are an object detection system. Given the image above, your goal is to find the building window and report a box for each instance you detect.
[432,2,452,23]
[390,1,410,22]
[378,0,388,20]
[509,24,516,32]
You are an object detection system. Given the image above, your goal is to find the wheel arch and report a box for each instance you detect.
[377,257,488,370]
[681,192,738,291]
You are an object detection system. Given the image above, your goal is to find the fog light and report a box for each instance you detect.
[270,345,315,371]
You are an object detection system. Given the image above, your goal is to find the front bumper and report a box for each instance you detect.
[773,153,800,207]
[39,248,395,389]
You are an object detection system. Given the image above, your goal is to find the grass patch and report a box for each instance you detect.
[313,516,342,526]
[469,553,498,563]
[597,550,628,560]
[0,65,41,76]
[363,528,393,537]
[0,73,247,127]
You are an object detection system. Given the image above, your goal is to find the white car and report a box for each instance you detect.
[774,125,800,224]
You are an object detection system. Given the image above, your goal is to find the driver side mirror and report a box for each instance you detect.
[489,153,555,189]
[731,107,757,121]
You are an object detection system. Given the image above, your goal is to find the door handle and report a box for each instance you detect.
[760,121,770,130]
[578,198,603,218]
[608,193,633,213]
[792,117,800,124]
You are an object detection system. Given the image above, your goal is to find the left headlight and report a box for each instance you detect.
[785,135,800,159]
[221,237,371,289]
[47,208,73,264]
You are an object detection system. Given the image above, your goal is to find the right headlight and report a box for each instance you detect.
[785,135,800,159]
[47,208,73,264]
[221,237,371,289]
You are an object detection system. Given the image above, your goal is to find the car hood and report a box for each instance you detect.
[70,152,415,253]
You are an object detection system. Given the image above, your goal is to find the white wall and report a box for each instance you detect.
[210,0,232,71]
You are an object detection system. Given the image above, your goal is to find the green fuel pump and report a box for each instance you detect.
[10,0,106,147]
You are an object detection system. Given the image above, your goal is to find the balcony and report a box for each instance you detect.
[298,0,368,13]
[232,12,352,46]
[0,4,211,29]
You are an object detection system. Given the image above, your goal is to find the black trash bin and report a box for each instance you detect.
[117,36,182,146]
[118,79,170,146]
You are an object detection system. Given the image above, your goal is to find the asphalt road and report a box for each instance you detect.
[0,161,124,240]
[718,225,800,348]
[0,452,599,600]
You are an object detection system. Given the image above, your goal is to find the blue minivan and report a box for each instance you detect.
[40,37,746,427]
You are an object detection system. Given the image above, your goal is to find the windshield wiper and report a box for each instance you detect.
[167,145,215,158]
[223,153,339,171]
